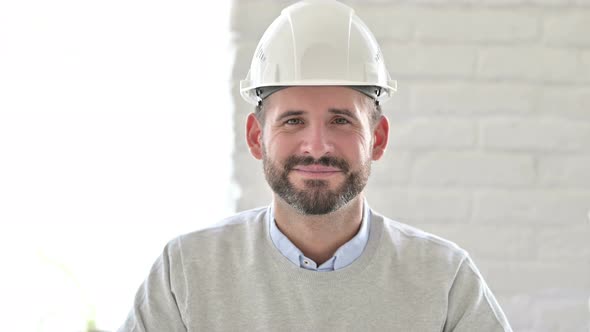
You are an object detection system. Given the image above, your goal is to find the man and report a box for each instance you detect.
[119,0,513,331]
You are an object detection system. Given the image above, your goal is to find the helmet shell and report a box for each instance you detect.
[240,0,397,105]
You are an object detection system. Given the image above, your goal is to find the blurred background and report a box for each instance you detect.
[0,0,234,330]
[1,0,589,331]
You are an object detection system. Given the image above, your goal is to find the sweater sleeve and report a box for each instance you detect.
[117,241,187,332]
[443,254,513,332]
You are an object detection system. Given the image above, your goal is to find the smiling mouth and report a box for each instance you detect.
[291,165,343,178]
[292,165,342,172]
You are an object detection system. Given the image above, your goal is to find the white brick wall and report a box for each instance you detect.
[481,117,590,151]
[545,12,590,47]
[230,0,590,330]
[412,9,539,43]
[478,46,584,82]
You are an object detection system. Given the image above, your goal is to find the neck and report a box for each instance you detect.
[272,195,365,265]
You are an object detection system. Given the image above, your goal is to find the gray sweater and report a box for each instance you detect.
[119,207,513,331]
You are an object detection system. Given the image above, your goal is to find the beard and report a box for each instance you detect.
[262,152,371,215]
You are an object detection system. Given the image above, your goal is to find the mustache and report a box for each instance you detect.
[283,155,350,173]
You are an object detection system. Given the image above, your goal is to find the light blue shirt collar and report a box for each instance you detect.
[268,200,371,272]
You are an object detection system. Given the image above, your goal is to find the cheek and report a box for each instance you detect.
[264,135,294,158]
[337,132,372,157]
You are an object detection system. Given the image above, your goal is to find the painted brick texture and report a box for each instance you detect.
[230,1,590,330]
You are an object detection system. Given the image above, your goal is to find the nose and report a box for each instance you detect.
[300,124,334,159]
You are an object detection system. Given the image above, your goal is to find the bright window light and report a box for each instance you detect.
[0,1,234,331]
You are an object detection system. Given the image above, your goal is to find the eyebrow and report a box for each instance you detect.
[328,108,356,119]
[274,108,357,122]
[275,110,305,122]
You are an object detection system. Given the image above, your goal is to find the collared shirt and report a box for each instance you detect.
[268,200,371,272]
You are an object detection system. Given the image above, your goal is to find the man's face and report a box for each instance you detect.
[246,86,389,215]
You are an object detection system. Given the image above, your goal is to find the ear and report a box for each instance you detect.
[246,113,263,160]
[371,115,389,161]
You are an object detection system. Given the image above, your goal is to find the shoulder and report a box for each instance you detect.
[371,209,468,268]
[187,206,268,237]
[165,206,269,259]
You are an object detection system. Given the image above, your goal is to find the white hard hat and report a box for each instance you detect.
[240,0,397,106]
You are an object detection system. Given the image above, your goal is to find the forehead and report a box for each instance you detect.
[264,86,370,116]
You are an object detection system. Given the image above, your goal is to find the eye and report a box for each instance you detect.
[285,118,303,125]
[333,117,350,125]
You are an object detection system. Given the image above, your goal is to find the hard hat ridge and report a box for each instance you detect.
[254,86,383,106]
